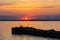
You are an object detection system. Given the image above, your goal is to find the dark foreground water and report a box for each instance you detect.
[0,21,60,40]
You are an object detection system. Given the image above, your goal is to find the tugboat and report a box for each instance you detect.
[11,26,60,39]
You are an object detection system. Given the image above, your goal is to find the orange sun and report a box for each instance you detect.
[25,17,28,20]
[23,17,31,20]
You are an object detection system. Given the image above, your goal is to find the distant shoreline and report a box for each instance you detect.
[0,20,60,21]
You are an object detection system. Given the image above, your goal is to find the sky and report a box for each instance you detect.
[0,0,60,20]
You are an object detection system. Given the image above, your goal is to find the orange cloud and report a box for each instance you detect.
[0,1,60,16]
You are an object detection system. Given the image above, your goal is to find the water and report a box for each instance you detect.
[0,21,60,40]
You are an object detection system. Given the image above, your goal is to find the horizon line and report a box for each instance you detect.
[0,20,60,21]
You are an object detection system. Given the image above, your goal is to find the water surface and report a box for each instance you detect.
[0,21,60,40]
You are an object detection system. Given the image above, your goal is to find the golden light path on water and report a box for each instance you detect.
[0,21,60,31]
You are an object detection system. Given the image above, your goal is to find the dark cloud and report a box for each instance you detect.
[42,6,57,8]
[0,16,18,20]
[0,14,60,20]
[0,15,24,20]
[0,3,14,6]
[30,14,60,20]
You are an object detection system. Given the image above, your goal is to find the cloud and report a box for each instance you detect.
[31,14,60,20]
[0,14,60,20]
[0,15,23,20]
[42,6,57,8]
[0,3,14,6]
[0,16,17,20]
[0,9,26,16]
[0,10,26,20]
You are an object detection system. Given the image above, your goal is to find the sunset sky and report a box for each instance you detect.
[0,0,60,20]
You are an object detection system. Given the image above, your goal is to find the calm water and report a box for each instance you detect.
[0,21,60,40]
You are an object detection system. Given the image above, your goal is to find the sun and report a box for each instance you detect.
[25,17,28,20]
[23,17,31,20]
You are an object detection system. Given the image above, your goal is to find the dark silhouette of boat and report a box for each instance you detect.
[11,26,60,39]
